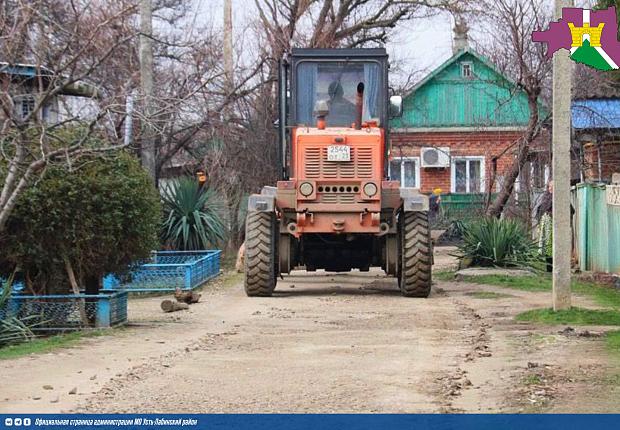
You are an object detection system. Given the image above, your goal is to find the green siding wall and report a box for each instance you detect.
[391,52,534,129]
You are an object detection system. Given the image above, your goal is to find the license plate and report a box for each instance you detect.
[327,145,350,162]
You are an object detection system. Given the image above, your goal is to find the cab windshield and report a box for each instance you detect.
[295,61,382,127]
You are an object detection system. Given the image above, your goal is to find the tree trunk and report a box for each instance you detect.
[486,95,540,218]
[84,274,100,325]
[486,144,530,218]
[63,256,89,327]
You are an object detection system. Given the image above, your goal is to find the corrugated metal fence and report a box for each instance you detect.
[572,184,620,274]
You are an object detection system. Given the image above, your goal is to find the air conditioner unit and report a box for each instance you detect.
[421,147,450,168]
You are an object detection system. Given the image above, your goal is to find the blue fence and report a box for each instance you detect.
[104,250,221,292]
[0,290,128,331]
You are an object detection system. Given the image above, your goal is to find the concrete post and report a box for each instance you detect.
[223,0,234,90]
[552,0,573,311]
[139,0,156,184]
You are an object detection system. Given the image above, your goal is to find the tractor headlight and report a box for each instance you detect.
[299,182,314,197]
[363,182,378,198]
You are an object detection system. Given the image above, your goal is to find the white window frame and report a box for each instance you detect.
[451,156,485,193]
[389,156,421,189]
[461,62,473,78]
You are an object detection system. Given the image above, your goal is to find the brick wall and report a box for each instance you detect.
[390,130,528,194]
[583,142,620,182]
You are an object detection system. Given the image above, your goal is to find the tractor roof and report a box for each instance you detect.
[291,48,387,59]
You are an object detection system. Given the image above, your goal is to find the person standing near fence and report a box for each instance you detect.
[536,181,554,272]
[536,180,575,272]
[429,188,442,224]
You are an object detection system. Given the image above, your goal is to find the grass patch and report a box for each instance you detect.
[223,271,243,287]
[606,331,620,355]
[515,307,620,326]
[465,291,513,299]
[0,330,110,360]
[523,374,543,385]
[455,272,620,309]
[434,271,456,281]
[457,273,549,292]
[573,282,620,309]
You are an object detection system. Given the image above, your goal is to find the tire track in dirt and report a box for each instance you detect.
[431,299,494,413]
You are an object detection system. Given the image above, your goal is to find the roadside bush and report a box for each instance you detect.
[161,177,226,250]
[0,151,161,295]
[456,217,542,269]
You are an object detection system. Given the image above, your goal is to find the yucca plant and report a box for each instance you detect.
[0,275,38,347]
[161,177,226,250]
[457,217,542,269]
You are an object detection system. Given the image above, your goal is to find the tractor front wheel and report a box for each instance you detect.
[244,212,278,297]
[398,211,432,297]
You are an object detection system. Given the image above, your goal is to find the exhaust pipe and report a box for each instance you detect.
[355,82,364,130]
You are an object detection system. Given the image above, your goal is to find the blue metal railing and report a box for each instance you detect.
[103,250,221,292]
[0,290,128,331]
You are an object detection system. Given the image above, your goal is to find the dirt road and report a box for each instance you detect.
[1,249,619,413]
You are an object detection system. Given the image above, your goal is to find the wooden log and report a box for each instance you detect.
[174,288,201,304]
[188,292,201,303]
[161,299,189,312]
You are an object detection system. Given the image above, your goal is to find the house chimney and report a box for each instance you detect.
[453,16,469,54]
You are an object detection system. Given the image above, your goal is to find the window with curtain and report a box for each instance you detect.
[389,158,420,188]
[452,157,484,193]
[295,61,382,127]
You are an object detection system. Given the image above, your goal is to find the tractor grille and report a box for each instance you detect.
[320,193,356,204]
[303,147,374,179]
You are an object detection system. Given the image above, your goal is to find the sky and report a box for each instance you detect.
[188,0,597,86]
[191,0,456,86]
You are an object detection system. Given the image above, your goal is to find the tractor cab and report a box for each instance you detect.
[276,48,402,180]
[293,57,385,128]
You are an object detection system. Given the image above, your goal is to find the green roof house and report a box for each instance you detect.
[389,24,549,198]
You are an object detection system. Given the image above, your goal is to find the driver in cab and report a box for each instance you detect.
[327,81,357,126]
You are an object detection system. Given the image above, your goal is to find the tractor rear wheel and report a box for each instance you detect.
[398,211,432,297]
[244,211,277,297]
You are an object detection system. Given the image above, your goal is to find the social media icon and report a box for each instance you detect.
[23,419,31,427]
[5,418,13,426]
[14,418,21,426]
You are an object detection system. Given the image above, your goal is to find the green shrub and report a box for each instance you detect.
[0,151,161,294]
[457,217,542,269]
[161,177,225,250]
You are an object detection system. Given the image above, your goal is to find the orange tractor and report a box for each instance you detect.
[245,48,432,297]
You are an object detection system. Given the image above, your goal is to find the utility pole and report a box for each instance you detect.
[140,0,156,184]
[223,0,234,91]
[552,0,573,311]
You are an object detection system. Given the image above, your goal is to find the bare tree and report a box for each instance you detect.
[474,0,552,218]
[0,0,142,232]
